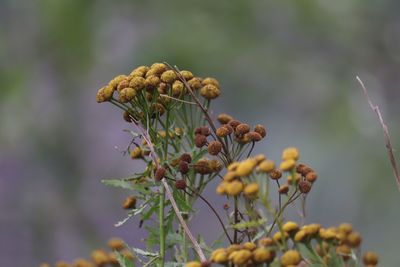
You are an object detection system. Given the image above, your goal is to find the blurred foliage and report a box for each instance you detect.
[0,0,399,266]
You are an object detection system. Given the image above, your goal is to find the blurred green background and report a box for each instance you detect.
[1,0,399,266]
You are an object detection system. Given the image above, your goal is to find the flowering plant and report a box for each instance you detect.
[41,63,378,267]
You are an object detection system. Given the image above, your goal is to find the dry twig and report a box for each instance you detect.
[356,76,400,191]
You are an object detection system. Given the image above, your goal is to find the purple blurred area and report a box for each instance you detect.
[1,1,400,266]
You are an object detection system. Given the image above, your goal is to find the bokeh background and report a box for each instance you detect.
[1,1,400,266]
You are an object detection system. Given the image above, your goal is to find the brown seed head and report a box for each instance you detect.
[298,180,312,194]
[269,169,282,180]
[217,113,233,124]
[179,161,190,174]
[305,171,318,183]
[180,153,192,163]
[195,134,208,148]
[254,124,267,138]
[200,126,211,136]
[155,167,166,181]
[296,163,313,176]
[208,141,222,155]
[175,179,187,190]
[216,126,229,137]
[279,184,289,194]
[235,123,250,136]
[247,131,263,142]
[228,120,242,130]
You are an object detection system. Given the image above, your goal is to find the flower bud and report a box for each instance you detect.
[175,179,187,190]
[179,161,190,174]
[298,180,312,194]
[180,153,192,163]
[208,141,222,155]
[122,196,136,209]
[155,167,166,181]
[217,113,233,124]
[195,134,207,148]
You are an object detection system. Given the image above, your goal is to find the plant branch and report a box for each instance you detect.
[356,76,400,191]
[165,63,233,163]
[129,116,207,263]
[185,188,233,244]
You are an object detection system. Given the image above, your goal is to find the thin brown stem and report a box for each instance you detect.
[165,63,233,163]
[356,76,400,191]
[128,115,207,263]
[185,188,233,244]
[266,191,301,237]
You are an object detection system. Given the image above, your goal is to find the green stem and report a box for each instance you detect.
[159,186,165,267]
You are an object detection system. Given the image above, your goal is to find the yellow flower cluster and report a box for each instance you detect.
[216,155,269,197]
[208,242,275,266]
[215,114,267,144]
[39,238,134,267]
[193,157,223,175]
[215,149,311,197]
[184,222,377,267]
[96,63,221,109]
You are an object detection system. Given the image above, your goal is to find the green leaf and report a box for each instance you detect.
[102,179,134,190]
[115,251,135,267]
[296,243,326,265]
[129,247,158,258]
[230,218,267,229]
[173,191,194,212]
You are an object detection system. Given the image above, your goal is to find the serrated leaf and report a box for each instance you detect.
[129,247,159,258]
[102,179,134,190]
[230,218,267,229]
